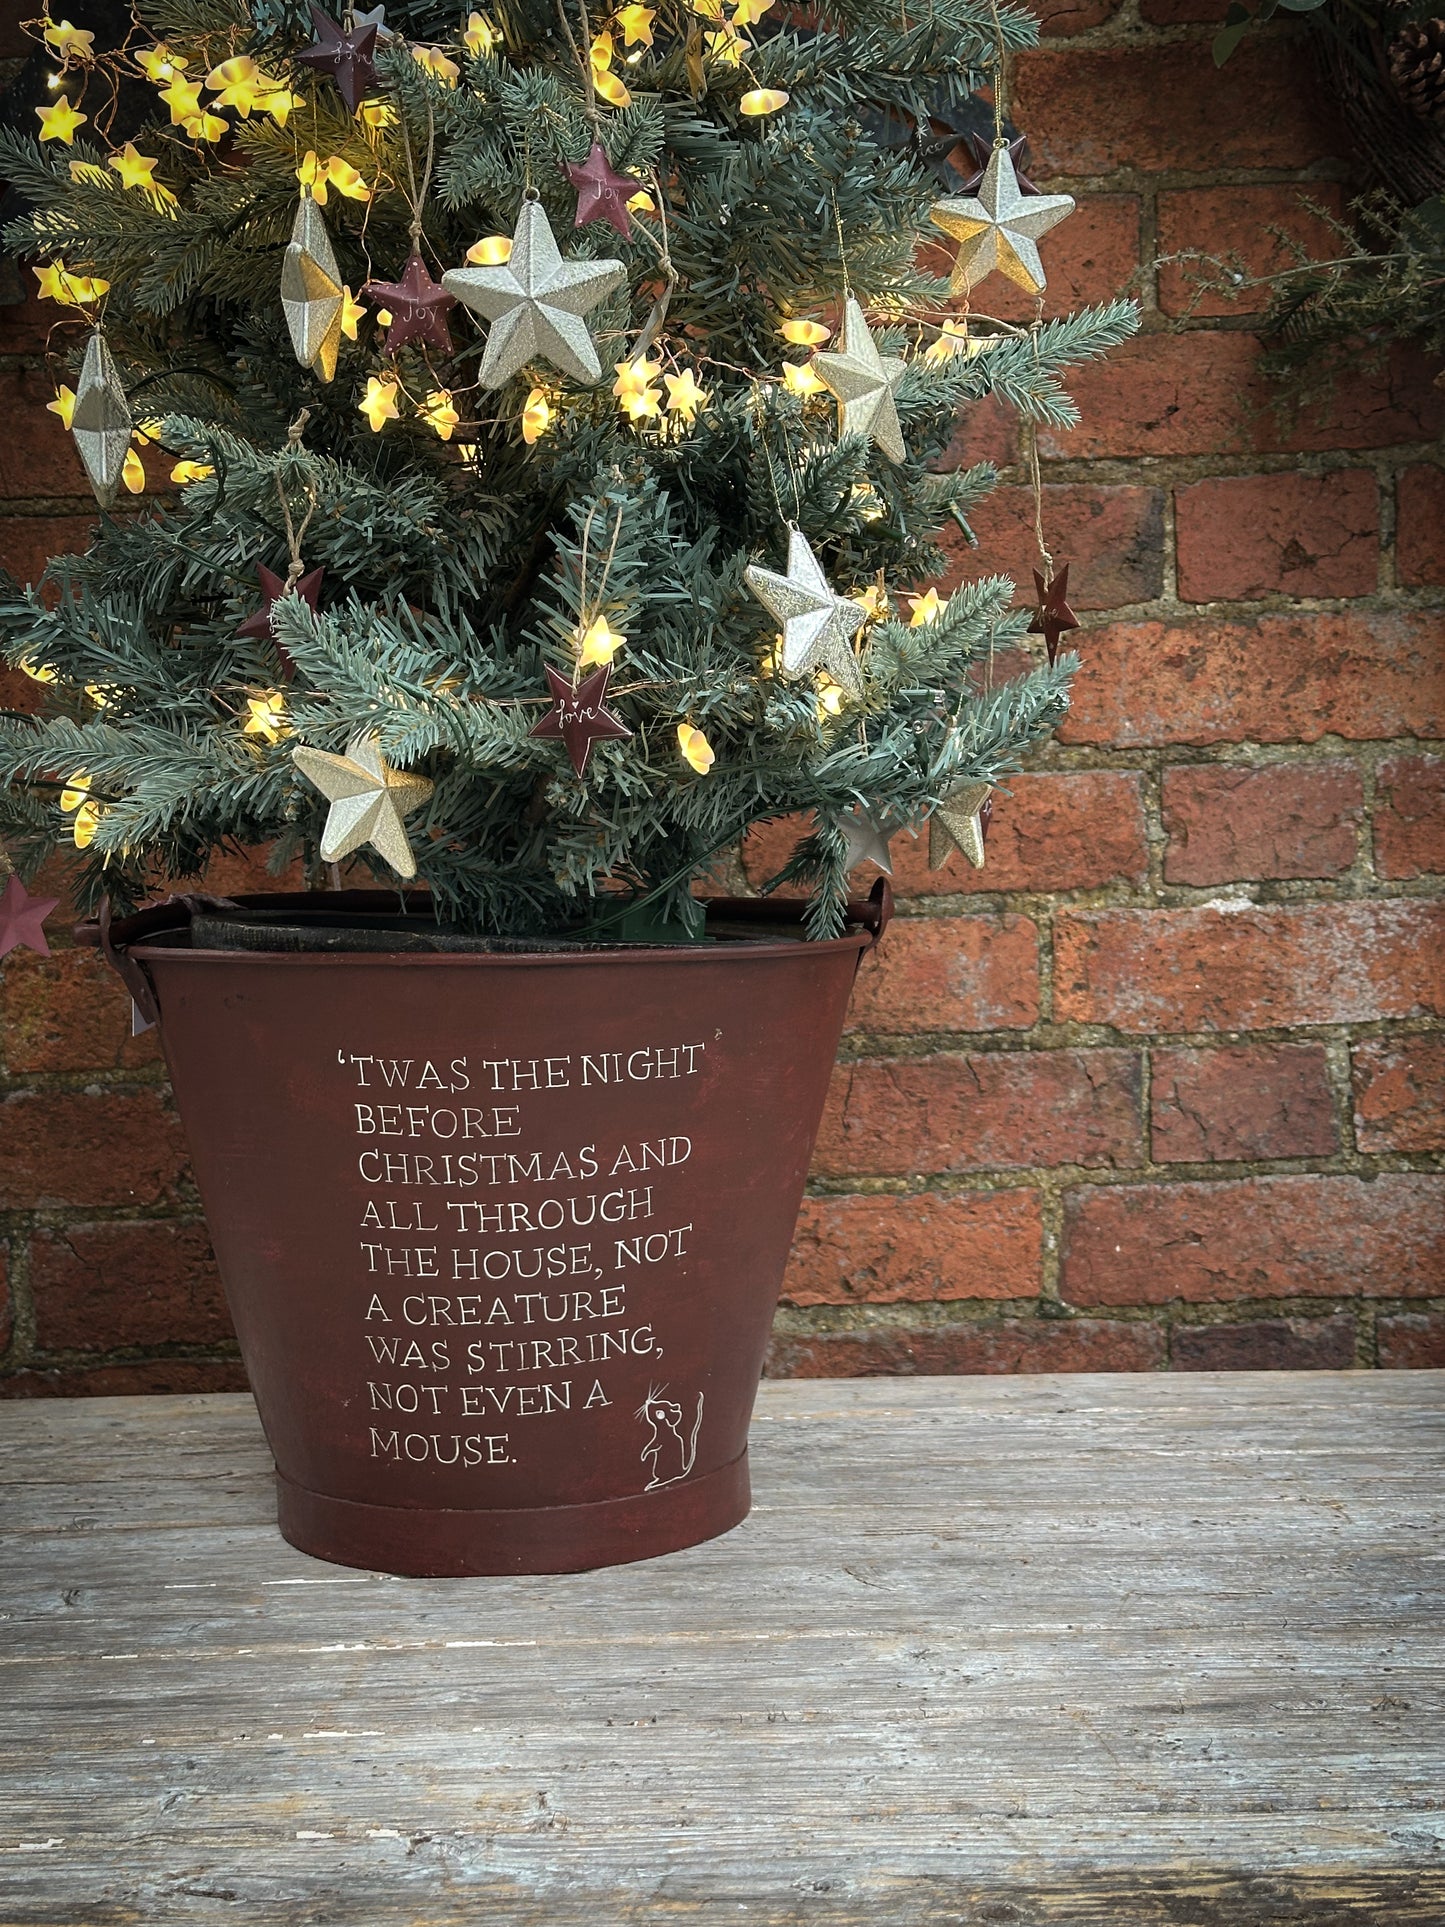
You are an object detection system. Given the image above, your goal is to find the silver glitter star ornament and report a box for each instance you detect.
[292,734,434,877]
[442,194,626,388]
[744,527,867,696]
[834,807,896,874]
[281,191,344,382]
[929,780,992,870]
[71,329,133,508]
[929,145,1074,296]
[810,297,907,464]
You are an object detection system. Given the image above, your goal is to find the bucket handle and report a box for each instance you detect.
[96,897,162,1030]
[88,893,240,1031]
[855,875,894,948]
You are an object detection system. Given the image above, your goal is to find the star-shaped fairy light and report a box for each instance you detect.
[744,527,867,696]
[528,664,632,775]
[929,780,992,870]
[362,251,457,355]
[0,873,60,961]
[1030,562,1079,665]
[36,97,87,143]
[834,808,895,874]
[810,296,907,465]
[291,734,433,876]
[236,563,324,677]
[296,4,379,112]
[108,143,173,203]
[281,193,344,381]
[45,18,96,60]
[565,141,638,238]
[929,144,1074,296]
[70,330,133,509]
[442,195,626,389]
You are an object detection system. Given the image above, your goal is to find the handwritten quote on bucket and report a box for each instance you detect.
[342,1040,708,1489]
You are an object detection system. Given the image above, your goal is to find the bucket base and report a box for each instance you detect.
[275,1451,752,1577]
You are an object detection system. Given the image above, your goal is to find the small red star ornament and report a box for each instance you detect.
[1030,562,1079,665]
[528,664,631,776]
[362,251,457,355]
[236,563,325,678]
[956,132,1039,196]
[297,4,379,112]
[0,873,60,961]
[564,142,637,238]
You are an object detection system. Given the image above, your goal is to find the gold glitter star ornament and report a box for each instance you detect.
[292,734,433,877]
[281,191,344,381]
[442,194,626,388]
[929,145,1074,296]
[71,329,133,508]
[810,297,907,463]
[744,528,867,696]
[929,780,992,870]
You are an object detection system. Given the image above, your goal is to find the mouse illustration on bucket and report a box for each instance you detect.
[637,1387,705,1490]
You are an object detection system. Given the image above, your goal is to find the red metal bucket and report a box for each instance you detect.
[83,891,887,1576]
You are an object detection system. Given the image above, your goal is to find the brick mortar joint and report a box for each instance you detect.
[804,1149,1445,1200]
[768,1291,1445,1340]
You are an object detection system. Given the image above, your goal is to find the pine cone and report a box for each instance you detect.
[1388,18,1445,120]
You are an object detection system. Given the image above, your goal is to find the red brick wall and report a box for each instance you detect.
[1,6,1442,1392]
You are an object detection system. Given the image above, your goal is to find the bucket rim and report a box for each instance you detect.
[77,884,891,1023]
[118,927,876,967]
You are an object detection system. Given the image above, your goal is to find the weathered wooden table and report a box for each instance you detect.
[3,1373,1442,1925]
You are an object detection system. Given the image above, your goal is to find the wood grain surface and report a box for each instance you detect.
[2,1373,1442,1925]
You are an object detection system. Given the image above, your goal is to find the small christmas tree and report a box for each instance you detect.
[0,0,1135,943]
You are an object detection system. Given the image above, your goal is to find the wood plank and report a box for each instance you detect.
[1,1373,1442,1924]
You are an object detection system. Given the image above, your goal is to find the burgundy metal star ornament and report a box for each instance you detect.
[363,251,457,355]
[0,872,60,961]
[564,142,637,239]
[1030,562,1080,666]
[236,563,325,678]
[956,132,1039,196]
[528,664,632,776]
[296,4,380,113]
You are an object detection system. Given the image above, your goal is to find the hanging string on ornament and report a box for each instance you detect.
[364,101,455,355]
[70,327,133,508]
[1023,419,1078,664]
[626,172,680,366]
[553,0,603,124]
[237,417,324,677]
[930,3,1071,296]
[571,496,628,666]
